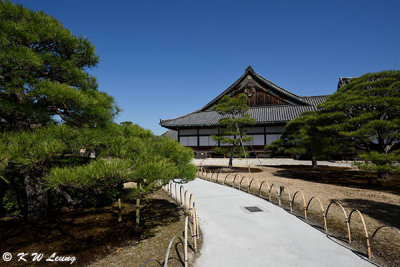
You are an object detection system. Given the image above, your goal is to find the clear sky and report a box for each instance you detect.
[12,0,400,135]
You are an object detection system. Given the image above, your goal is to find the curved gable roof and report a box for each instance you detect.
[200,66,309,111]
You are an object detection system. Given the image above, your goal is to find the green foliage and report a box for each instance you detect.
[265,111,353,166]
[2,189,21,216]
[45,159,132,189]
[212,94,256,166]
[267,70,400,176]
[213,94,251,116]
[151,136,196,181]
[265,139,295,157]
[42,124,195,207]
[0,1,119,131]
[0,122,196,213]
[318,71,400,177]
[355,152,400,175]
[0,2,196,219]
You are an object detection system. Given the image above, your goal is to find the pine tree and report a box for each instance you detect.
[317,70,400,179]
[212,94,256,168]
[0,2,118,131]
[0,3,196,220]
[266,111,354,168]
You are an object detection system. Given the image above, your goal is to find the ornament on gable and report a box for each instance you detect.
[244,81,256,97]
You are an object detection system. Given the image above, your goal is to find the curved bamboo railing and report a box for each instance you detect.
[180,185,184,205]
[196,172,398,262]
[223,173,231,185]
[239,176,247,191]
[184,190,189,209]
[216,172,221,183]
[248,178,258,193]
[189,194,195,211]
[305,196,327,231]
[278,186,291,209]
[147,181,202,267]
[348,209,371,258]
[268,183,275,202]
[232,173,240,188]
[370,225,400,259]
[258,180,270,198]
[325,201,351,242]
[291,190,307,218]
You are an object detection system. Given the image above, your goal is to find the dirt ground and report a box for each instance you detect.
[89,189,195,267]
[0,190,190,267]
[201,165,400,266]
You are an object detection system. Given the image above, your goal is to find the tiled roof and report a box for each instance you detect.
[300,95,329,106]
[160,105,318,128]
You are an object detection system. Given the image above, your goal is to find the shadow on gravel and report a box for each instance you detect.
[272,165,400,196]
[331,198,400,228]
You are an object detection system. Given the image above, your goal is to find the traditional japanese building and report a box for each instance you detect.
[160,66,329,157]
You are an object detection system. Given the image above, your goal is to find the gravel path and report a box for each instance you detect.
[184,178,372,267]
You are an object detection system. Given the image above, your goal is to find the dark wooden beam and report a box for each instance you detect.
[264,126,267,146]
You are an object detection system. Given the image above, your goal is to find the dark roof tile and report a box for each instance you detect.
[160,105,318,128]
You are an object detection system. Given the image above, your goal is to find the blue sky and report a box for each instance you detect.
[12,0,400,135]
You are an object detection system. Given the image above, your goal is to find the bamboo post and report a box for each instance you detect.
[192,204,198,253]
[325,201,350,241]
[180,185,184,205]
[184,216,188,267]
[348,209,371,258]
[118,198,122,222]
[174,183,178,202]
[305,196,326,230]
[189,194,195,211]
[278,186,284,206]
[184,190,188,209]
[291,190,307,218]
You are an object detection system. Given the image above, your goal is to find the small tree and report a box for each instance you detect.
[266,111,353,168]
[0,2,118,219]
[43,123,196,225]
[212,94,256,168]
[317,70,400,179]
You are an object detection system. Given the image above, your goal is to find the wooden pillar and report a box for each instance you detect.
[263,126,267,146]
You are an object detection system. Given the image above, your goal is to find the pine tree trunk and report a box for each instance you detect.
[24,175,48,219]
[311,158,318,169]
[228,143,234,169]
